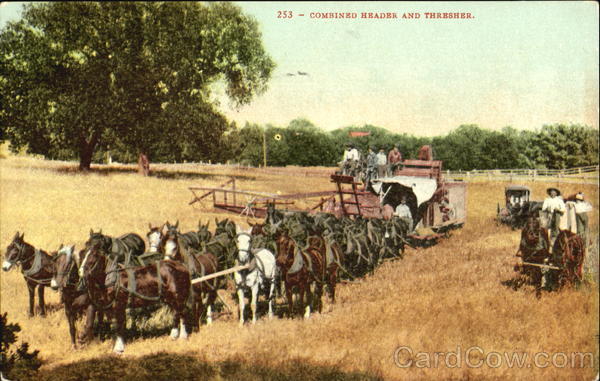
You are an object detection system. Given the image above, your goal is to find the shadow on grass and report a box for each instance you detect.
[10,352,384,381]
[500,275,530,292]
[53,165,258,181]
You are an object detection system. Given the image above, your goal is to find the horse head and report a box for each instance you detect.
[161,222,182,261]
[522,217,541,246]
[274,229,293,269]
[3,232,27,271]
[147,223,163,253]
[236,231,253,264]
[249,221,265,236]
[86,229,110,253]
[78,241,106,281]
[51,244,77,290]
[215,218,224,234]
[197,219,212,242]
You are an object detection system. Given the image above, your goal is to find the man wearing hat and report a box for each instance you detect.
[394,196,414,232]
[542,187,566,242]
[341,143,360,176]
[387,144,402,176]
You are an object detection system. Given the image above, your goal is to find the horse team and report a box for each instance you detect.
[514,217,586,297]
[2,217,347,354]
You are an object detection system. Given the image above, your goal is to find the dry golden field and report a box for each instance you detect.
[1,154,598,380]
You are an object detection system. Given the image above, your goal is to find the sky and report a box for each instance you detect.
[1,1,598,136]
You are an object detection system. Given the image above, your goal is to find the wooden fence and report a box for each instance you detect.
[443,165,599,184]
[149,161,599,184]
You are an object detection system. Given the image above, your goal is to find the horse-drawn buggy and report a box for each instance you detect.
[496,185,542,229]
[513,217,586,297]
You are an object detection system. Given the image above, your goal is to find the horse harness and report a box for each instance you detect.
[13,244,53,285]
[89,258,166,310]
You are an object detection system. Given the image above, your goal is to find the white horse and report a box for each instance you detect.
[234,230,277,326]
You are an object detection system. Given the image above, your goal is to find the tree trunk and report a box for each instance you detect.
[78,133,99,171]
[138,152,150,176]
[79,143,95,171]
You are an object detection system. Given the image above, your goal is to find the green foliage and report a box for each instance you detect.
[225,121,598,170]
[0,313,42,380]
[524,124,599,169]
[0,2,274,169]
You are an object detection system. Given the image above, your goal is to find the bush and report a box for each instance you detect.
[0,313,42,380]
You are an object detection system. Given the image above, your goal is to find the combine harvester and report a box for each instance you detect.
[188,146,466,247]
[326,151,466,246]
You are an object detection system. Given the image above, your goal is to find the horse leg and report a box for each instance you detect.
[27,282,35,317]
[314,281,323,314]
[250,283,258,324]
[267,279,275,319]
[205,289,217,325]
[301,282,311,320]
[327,266,337,312]
[174,306,188,340]
[38,285,46,316]
[96,308,105,339]
[86,305,98,342]
[64,303,77,349]
[534,269,543,299]
[113,305,126,353]
[169,303,182,339]
[237,287,246,326]
[193,288,203,331]
[78,304,96,345]
[285,282,294,318]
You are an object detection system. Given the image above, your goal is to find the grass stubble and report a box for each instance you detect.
[0,156,598,380]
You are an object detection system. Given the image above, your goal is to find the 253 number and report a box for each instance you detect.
[277,11,293,19]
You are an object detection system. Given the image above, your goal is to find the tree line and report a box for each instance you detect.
[1,3,597,172]
[216,120,598,171]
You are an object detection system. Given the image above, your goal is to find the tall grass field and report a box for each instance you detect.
[1,154,598,380]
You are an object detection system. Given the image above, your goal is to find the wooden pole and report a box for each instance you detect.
[262,129,267,168]
[520,262,561,270]
[191,264,250,284]
[232,177,236,207]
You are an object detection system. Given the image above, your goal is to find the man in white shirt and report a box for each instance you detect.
[542,187,565,242]
[395,197,413,232]
[341,143,359,176]
[568,192,592,247]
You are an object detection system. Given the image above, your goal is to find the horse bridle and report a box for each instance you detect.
[6,241,28,266]
[147,229,162,253]
[236,232,254,260]
[54,252,78,287]
[162,231,180,260]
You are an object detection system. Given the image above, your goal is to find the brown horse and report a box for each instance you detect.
[275,230,338,318]
[160,226,220,331]
[3,232,55,317]
[552,230,585,289]
[515,217,552,296]
[78,242,191,353]
[50,245,104,348]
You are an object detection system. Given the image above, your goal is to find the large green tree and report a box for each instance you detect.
[0,2,274,170]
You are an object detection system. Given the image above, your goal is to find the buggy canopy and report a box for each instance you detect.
[371,176,438,206]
